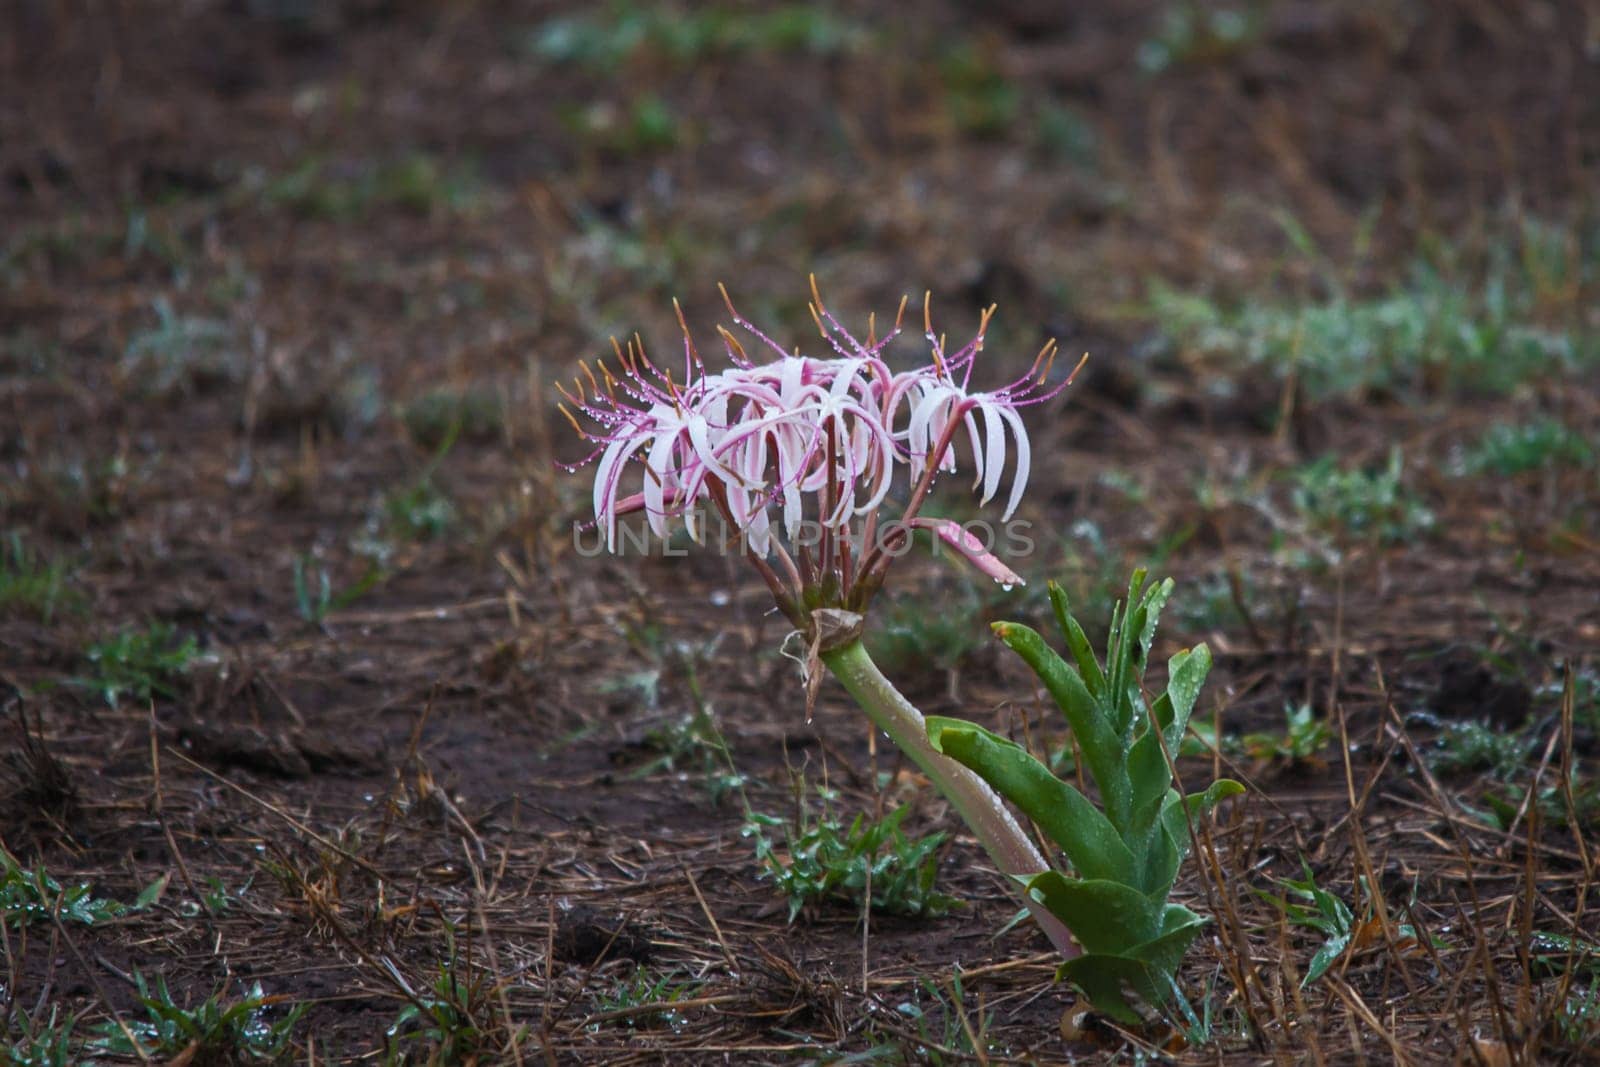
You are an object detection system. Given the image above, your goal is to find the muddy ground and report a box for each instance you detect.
[2,1,1598,1063]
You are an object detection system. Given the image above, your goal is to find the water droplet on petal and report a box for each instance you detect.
[999,582,1014,592]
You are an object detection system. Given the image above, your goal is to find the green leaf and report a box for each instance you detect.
[1133,578,1174,665]
[1048,582,1105,698]
[927,718,1137,885]
[134,874,168,910]
[1053,911,1207,1024]
[1139,778,1244,896]
[1304,929,1352,985]
[1054,955,1149,1024]
[1022,873,1161,954]
[1125,712,1173,831]
[1169,779,1246,823]
[1161,645,1213,751]
[989,622,1132,827]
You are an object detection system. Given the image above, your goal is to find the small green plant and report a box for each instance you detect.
[263,153,480,221]
[181,874,243,918]
[293,554,383,624]
[1035,100,1099,167]
[1458,417,1595,476]
[82,622,198,706]
[1469,768,1600,833]
[1291,449,1434,547]
[591,967,698,1032]
[1,849,134,928]
[876,966,996,1063]
[1260,865,1424,988]
[1550,667,1600,734]
[1138,2,1265,73]
[619,636,751,802]
[90,973,303,1063]
[384,933,499,1063]
[1554,977,1600,1047]
[1260,864,1356,987]
[383,478,456,542]
[927,571,1242,1023]
[744,800,956,922]
[5,1006,81,1067]
[530,4,865,71]
[1429,719,1536,777]
[0,532,80,621]
[561,94,681,155]
[122,297,236,398]
[1240,703,1331,767]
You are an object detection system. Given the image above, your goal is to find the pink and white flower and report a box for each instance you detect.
[559,281,1080,620]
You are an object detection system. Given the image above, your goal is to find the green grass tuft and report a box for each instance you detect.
[1290,449,1434,547]
[1148,223,1598,401]
[81,623,199,707]
[90,973,303,1063]
[0,532,81,622]
[745,799,956,922]
[1457,417,1595,476]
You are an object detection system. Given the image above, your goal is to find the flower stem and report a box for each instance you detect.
[820,640,1079,959]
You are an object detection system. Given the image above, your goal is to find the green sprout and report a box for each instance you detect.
[5,1006,81,1067]
[81,622,199,706]
[383,932,501,1064]
[1458,417,1595,476]
[0,532,80,622]
[0,851,129,928]
[591,967,699,1032]
[744,799,956,922]
[1291,449,1434,547]
[90,973,303,1062]
[1240,703,1332,767]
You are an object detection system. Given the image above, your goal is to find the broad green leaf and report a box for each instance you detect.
[1047,582,1105,698]
[1125,701,1175,830]
[1304,928,1352,985]
[134,873,168,909]
[1134,578,1174,664]
[1161,645,1213,751]
[1054,955,1151,1024]
[1157,779,1244,861]
[927,718,1137,884]
[1170,779,1246,823]
[1132,904,1209,980]
[1022,873,1162,954]
[990,622,1131,826]
[1136,807,1183,897]
[1054,912,1207,1024]
[1137,779,1243,896]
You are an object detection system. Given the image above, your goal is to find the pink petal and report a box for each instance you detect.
[908,517,1025,588]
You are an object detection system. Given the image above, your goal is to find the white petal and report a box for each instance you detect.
[979,401,1006,506]
[999,404,1031,520]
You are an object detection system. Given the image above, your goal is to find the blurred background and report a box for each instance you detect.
[1,0,1598,1059]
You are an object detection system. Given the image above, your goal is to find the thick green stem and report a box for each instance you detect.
[820,640,1079,959]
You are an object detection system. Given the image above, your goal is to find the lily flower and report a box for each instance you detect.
[558,279,1090,961]
[560,280,1079,618]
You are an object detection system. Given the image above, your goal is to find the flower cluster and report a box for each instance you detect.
[558,279,1079,621]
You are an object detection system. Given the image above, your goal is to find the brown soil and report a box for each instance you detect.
[2,1,1597,1063]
